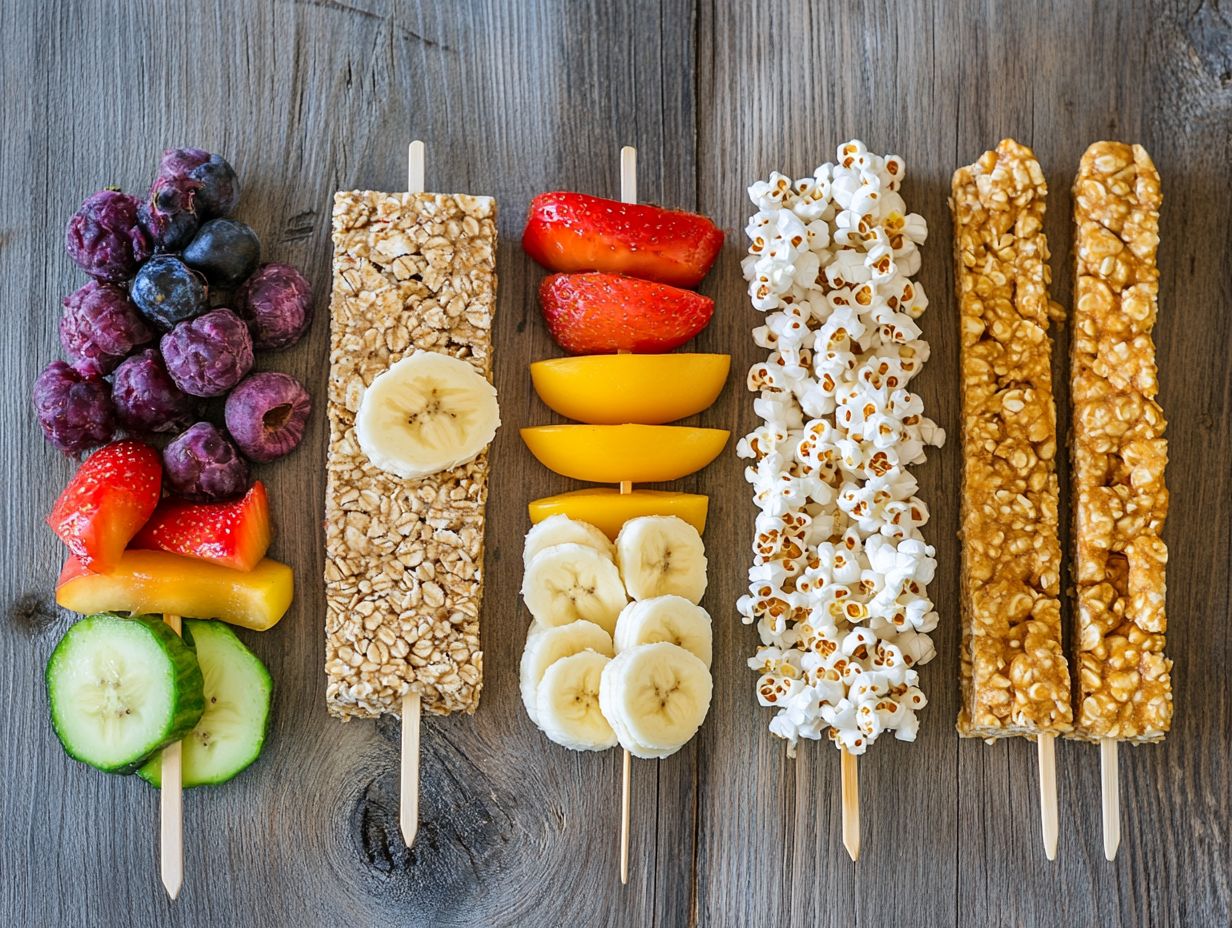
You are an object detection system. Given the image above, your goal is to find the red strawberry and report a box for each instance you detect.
[132,481,270,572]
[522,192,724,288]
[539,272,715,354]
[47,440,162,572]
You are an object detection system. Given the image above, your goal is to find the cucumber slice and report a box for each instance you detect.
[46,613,204,774]
[139,620,272,788]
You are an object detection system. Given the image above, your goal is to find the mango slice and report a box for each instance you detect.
[529,489,708,539]
[56,550,294,632]
[530,353,731,424]
[520,424,729,483]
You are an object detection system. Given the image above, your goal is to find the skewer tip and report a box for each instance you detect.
[400,692,421,848]
[1037,734,1059,861]
[1101,738,1121,861]
[840,748,860,862]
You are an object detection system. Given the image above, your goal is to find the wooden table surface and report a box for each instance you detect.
[3,1,1229,926]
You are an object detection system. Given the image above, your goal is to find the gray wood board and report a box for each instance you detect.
[1,1,1228,926]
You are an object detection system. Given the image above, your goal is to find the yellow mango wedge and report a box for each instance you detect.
[529,489,708,539]
[520,424,729,483]
[530,353,731,424]
[56,550,294,632]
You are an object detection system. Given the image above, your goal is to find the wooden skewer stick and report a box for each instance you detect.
[615,143,638,886]
[1100,737,1120,861]
[840,747,859,862]
[160,613,184,900]
[399,138,427,849]
[1038,733,1059,861]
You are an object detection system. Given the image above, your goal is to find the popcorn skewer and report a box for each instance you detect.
[325,141,497,849]
[617,143,636,887]
[159,613,184,899]
[1069,141,1170,862]
[950,139,1072,860]
[739,142,944,862]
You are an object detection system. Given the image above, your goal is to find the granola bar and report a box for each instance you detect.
[952,139,1073,738]
[324,190,497,719]
[1070,142,1171,742]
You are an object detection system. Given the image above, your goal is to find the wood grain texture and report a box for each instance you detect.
[0,1,1228,926]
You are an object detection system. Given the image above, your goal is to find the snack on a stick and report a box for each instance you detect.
[739,141,944,754]
[324,188,497,718]
[950,139,1073,739]
[1070,141,1171,743]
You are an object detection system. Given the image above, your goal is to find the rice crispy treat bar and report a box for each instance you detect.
[951,139,1073,738]
[1070,142,1171,742]
[324,190,497,719]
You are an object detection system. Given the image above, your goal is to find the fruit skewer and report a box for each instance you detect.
[159,613,184,899]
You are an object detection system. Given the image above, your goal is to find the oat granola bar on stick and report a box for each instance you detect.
[1070,141,1170,859]
[951,139,1072,859]
[325,141,498,846]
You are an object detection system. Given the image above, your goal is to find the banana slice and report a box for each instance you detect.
[522,543,628,633]
[523,514,614,568]
[536,651,618,751]
[615,515,708,603]
[355,350,500,480]
[614,596,713,668]
[519,620,613,725]
[599,642,713,757]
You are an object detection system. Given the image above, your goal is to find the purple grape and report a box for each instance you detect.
[111,349,195,433]
[33,361,116,455]
[224,371,312,463]
[139,175,200,252]
[236,263,313,350]
[160,308,254,397]
[64,190,151,282]
[154,148,239,218]
[59,281,154,377]
[163,422,249,501]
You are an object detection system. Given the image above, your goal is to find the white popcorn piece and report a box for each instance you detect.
[739,141,944,754]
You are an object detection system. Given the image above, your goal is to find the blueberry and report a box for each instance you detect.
[59,280,154,377]
[182,219,260,288]
[155,148,240,218]
[33,360,116,455]
[163,422,249,501]
[160,308,254,397]
[225,371,312,463]
[111,348,195,434]
[139,175,200,252]
[236,263,314,350]
[130,256,209,330]
[65,190,152,283]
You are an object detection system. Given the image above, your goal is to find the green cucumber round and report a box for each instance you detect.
[139,620,273,788]
[46,613,205,774]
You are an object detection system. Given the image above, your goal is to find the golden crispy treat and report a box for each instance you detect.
[1070,142,1171,742]
[324,190,497,719]
[951,139,1073,738]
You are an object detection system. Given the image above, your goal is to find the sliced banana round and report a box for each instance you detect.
[523,514,614,568]
[615,515,708,603]
[522,543,628,633]
[519,619,614,725]
[536,651,618,752]
[614,596,713,668]
[601,699,676,760]
[355,350,500,480]
[599,642,713,757]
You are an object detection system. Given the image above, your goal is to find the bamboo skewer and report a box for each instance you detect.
[399,138,427,849]
[840,747,859,862]
[1101,738,1120,860]
[1037,734,1059,860]
[616,143,637,887]
[160,613,184,900]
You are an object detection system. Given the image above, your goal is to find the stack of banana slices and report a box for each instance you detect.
[519,514,714,758]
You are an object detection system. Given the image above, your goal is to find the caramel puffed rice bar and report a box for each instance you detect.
[951,140,1073,739]
[324,190,497,719]
[1070,142,1171,742]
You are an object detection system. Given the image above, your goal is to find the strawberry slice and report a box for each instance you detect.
[132,481,270,572]
[539,272,715,354]
[47,440,162,572]
[522,192,724,288]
